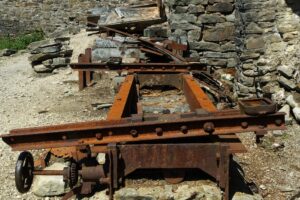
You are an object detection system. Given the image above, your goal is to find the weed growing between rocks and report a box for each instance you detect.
[0,31,44,50]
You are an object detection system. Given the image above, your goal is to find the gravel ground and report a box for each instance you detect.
[0,52,114,200]
[0,44,299,200]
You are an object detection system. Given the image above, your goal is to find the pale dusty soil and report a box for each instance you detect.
[0,35,299,200]
[0,52,115,200]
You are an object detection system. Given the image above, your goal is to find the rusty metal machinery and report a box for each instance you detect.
[1,29,286,200]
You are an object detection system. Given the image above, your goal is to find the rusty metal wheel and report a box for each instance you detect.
[163,169,185,184]
[15,151,34,193]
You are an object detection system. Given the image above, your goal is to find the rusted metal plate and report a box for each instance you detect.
[239,98,277,115]
[1,110,285,151]
[118,143,230,190]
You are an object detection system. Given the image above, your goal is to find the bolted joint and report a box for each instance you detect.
[203,122,215,134]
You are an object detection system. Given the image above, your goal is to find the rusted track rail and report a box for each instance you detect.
[2,110,284,151]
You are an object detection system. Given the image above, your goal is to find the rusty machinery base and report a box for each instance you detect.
[0,47,285,200]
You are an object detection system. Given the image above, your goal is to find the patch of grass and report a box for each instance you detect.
[0,31,44,51]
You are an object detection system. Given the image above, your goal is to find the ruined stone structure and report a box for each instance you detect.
[0,0,299,106]
[0,0,114,37]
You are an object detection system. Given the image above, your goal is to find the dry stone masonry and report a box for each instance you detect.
[164,0,237,69]
[0,0,299,121]
[235,0,300,122]
[0,0,128,37]
[28,36,73,73]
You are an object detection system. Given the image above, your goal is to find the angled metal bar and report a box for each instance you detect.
[107,75,138,120]
[182,74,217,112]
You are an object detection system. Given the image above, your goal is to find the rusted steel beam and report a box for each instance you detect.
[182,74,217,112]
[70,62,207,72]
[107,75,138,120]
[78,48,93,90]
[1,110,285,151]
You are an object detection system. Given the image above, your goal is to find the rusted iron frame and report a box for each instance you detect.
[107,75,138,120]
[78,48,93,90]
[182,74,217,112]
[1,110,285,151]
[106,143,230,199]
[70,62,207,72]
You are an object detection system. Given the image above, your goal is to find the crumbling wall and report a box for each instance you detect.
[0,0,127,37]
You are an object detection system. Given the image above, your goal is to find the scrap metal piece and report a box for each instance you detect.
[97,25,186,63]
[239,98,277,116]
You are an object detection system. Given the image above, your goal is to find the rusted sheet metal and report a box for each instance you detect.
[70,62,207,72]
[118,143,229,180]
[107,75,138,120]
[182,74,217,112]
[239,98,277,115]
[1,110,285,151]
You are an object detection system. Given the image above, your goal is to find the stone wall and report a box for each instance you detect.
[0,0,126,37]
[165,0,237,69]
[235,0,300,100]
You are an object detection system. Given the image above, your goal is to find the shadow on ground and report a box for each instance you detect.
[285,0,300,15]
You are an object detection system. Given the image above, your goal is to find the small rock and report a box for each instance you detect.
[278,76,296,90]
[233,192,263,200]
[292,107,300,122]
[96,153,106,165]
[33,64,54,73]
[0,48,17,57]
[272,130,283,137]
[259,185,267,190]
[279,104,293,125]
[286,94,300,108]
[277,185,294,192]
[277,65,295,79]
[272,142,284,150]
[32,163,69,197]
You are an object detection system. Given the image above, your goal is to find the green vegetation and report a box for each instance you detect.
[0,31,44,50]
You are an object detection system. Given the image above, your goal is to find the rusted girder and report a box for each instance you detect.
[70,62,207,72]
[1,109,285,151]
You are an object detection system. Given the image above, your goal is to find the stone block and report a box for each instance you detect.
[277,65,295,79]
[203,22,235,42]
[187,29,202,42]
[198,13,226,24]
[207,3,234,13]
[189,41,221,51]
[188,4,205,14]
[278,76,296,91]
[245,37,265,50]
